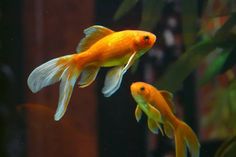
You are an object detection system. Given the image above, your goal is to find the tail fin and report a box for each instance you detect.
[27,54,80,121]
[174,120,200,157]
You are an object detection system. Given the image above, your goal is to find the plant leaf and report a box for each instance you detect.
[139,0,164,31]
[221,48,236,73]
[215,136,236,157]
[182,0,198,47]
[114,0,139,21]
[156,39,217,92]
[199,48,232,85]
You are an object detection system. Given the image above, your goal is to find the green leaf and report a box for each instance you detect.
[215,136,236,157]
[182,0,198,47]
[199,48,232,85]
[139,0,164,31]
[114,0,139,21]
[156,39,217,92]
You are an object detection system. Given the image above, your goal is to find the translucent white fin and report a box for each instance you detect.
[78,66,100,88]
[54,68,79,121]
[102,66,123,97]
[27,55,73,93]
[102,52,136,97]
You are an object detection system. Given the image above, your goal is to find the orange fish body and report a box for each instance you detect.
[130,82,200,157]
[27,25,156,121]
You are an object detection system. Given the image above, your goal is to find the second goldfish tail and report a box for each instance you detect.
[174,119,200,157]
[27,54,80,121]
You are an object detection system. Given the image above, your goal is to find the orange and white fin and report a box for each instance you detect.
[27,54,80,121]
[174,120,200,157]
[135,105,142,122]
[27,55,73,93]
[54,68,79,121]
[78,66,100,88]
[76,25,114,53]
[102,52,136,97]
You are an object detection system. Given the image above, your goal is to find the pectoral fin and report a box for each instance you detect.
[102,52,136,97]
[78,66,100,88]
[102,66,123,97]
[135,105,142,122]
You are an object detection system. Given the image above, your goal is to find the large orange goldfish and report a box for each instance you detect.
[130,82,200,157]
[27,25,156,121]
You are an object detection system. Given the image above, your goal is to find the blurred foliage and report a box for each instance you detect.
[201,75,236,139]
[215,136,236,157]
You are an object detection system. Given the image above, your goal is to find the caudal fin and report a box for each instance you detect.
[27,54,80,121]
[174,120,200,157]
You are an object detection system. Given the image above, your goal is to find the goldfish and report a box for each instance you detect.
[27,25,156,121]
[130,82,200,157]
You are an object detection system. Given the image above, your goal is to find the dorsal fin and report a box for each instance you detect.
[76,25,114,53]
[160,90,175,112]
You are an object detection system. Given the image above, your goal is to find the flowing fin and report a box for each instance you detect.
[78,66,100,88]
[147,103,162,123]
[76,25,114,53]
[135,105,142,122]
[54,68,79,121]
[27,54,81,121]
[27,55,73,93]
[147,104,164,135]
[174,119,200,157]
[148,118,159,134]
[102,66,123,97]
[160,90,175,112]
[102,52,136,97]
[164,121,174,139]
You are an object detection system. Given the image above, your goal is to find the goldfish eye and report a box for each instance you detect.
[140,87,145,91]
[143,35,150,42]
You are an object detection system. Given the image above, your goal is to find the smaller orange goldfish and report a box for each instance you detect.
[130,82,200,157]
[27,25,156,121]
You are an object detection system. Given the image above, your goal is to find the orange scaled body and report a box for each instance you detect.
[27,25,156,121]
[130,82,200,157]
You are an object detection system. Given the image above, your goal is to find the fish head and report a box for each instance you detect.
[132,31,156,53]
[130,82,152,104]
